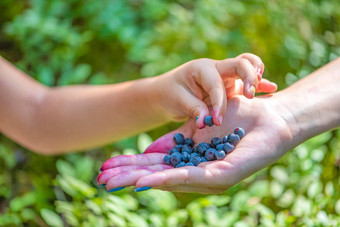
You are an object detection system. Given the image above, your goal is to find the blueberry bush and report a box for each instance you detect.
[0,0,339,226]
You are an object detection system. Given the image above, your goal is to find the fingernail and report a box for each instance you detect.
[256,68,263,77]
[218,115,223,125]
[99,184,106,187]
[196,116,199,122]
[249,85,256,97]
[135,186,152,192]
[99,168,102,172]
[107,187,125,192]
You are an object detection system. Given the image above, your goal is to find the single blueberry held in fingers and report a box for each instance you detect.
[204,116,214,127]
[190,155,201,166]
[181,152,190,162]
[223,142,234,154]
[181,145,192,154]
[205,148,216,161]
[197,142,210,155]
[184,138,194,147]
[163,154,171,165]
[211,137,222,147]
[216,144,224,151]
[174,133,185,145]
[176,162,186,168]
[234,127,246,138]
[215,150,226,160]
[186,162,195,166]
[227,133,240,145]
[170,152,182,166]
[169,148,178,155]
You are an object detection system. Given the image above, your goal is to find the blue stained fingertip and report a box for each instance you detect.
[107,187,125,192]
[135,186,152,192]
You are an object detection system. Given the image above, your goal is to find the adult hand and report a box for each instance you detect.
[98,94,293,193]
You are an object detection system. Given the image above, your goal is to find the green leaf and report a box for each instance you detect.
[40,209,63,227]
[137,133,153,153]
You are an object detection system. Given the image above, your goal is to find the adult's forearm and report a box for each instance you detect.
[275,58,340,148]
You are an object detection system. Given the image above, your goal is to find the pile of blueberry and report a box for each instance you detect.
[163,127,246,167]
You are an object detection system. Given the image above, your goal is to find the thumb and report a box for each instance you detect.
[144,119,196,154]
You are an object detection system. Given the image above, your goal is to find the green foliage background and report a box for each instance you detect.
[0,0,340,226]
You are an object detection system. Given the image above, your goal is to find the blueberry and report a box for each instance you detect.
[184,138,194,147]
[169,148,179,155]
[190,153,199,159]
[196,142,211,155]
[174,133,185,145]
[227,133,240,145]
[204,116,214,127]
[205,148,216,161]
[192,146,198,153]
[181,152,190,162]
[181,145,192,154]
[163,154,171,165]
[222,136,228,144]
[223,142,234,154]
[211,137,222,147]
[234,127,246,138]
[200,157,208,162]
[190,155,201,166]
[216,144,224,151]
[176,162,186,168]
[170,152,182,166]
[215,150,226,160]
[186,162,195,166]
[174,145,182,152]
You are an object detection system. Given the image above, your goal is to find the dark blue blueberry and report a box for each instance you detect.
[181,152,190,162]
[234,127,246,139]
[196,142,211,155]
[181,145,192,154]
[204,115,214,127]
[174,133,185,145]
[170,152,182,166]
[184,138,194,147]
[190,153,199,159]
[215,150,226,160]
[192,146,198,154]
[200,157,208,162]
[211,137,222,148]
[205,148,216,161]
[174,145,182,152]
[223,142,234,154]
[176,162,186,168]
[169,148,179,155]
[190,155,201,166]
[216,144,224,151]
[186,162,195,166]
[222,136,229,144]
[163,154,171,165]
[227,133,240,145]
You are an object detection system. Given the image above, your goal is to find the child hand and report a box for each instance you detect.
[152,53,277,128]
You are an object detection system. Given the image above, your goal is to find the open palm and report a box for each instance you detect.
[98,94,293,193]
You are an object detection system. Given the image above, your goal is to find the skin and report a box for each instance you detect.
[0,54,276,154]
[98,58,340,194]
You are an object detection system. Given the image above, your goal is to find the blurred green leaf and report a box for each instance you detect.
[137,133,153,153]
[40,209,63,227]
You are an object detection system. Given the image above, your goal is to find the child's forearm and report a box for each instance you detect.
[275,57,340,149]
[0,57,167,154]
